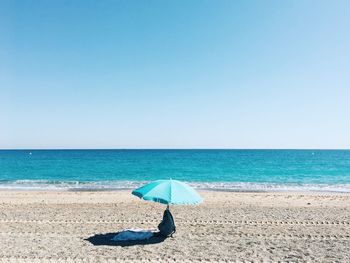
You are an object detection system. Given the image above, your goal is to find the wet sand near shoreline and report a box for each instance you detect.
[0,190,349,262]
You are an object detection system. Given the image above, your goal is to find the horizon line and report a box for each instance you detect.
[1,148,350,151]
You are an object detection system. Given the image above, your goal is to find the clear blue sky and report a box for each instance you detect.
[1,0,349,149]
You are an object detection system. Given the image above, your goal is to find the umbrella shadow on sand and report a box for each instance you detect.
[85,232,167,247]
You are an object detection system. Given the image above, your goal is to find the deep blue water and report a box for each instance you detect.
[0,150,350,192]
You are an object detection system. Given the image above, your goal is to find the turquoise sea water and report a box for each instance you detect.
[0,150,350,192]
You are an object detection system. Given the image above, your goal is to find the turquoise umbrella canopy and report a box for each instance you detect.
[132,179,203,205]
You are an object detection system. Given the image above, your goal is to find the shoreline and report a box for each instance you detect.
[1,180,350,194]
[0,187,350,195]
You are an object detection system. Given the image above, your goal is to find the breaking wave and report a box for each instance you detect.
[0,180,349,193]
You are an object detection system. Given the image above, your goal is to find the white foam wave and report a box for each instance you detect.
[189,182,350,193]
[0,180,350,193]
[0,180,145,191]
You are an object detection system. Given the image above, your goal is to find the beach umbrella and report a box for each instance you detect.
[132,179,202,205]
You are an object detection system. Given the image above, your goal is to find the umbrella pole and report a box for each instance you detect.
[166,204,170,210]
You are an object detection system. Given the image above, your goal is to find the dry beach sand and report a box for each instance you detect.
[0,190,350,262]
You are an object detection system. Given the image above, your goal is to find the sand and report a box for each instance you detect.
[0,190,349,262]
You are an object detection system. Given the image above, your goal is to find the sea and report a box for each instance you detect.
[0,149,350,192]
